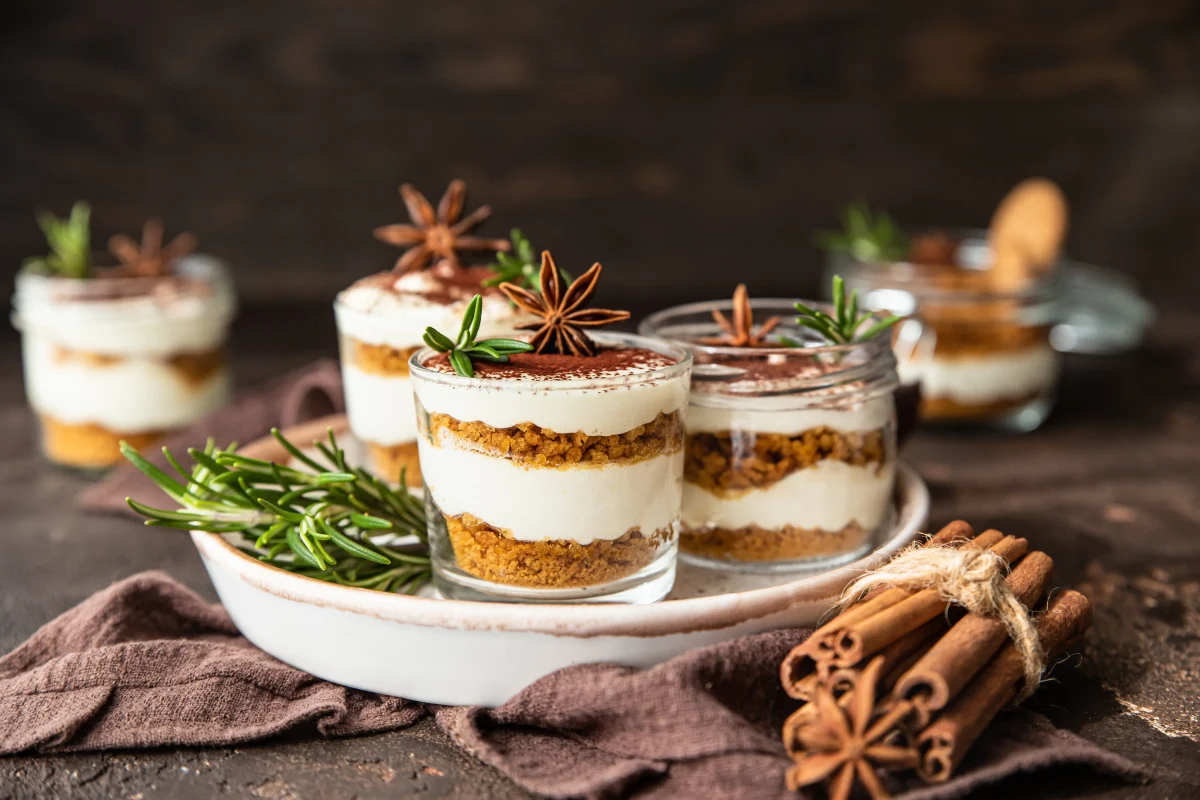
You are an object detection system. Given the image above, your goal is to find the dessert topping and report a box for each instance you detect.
[499,250,630,357]
[23,202,92,279]
[988,178,1068,291]
[698,283,780,347]
[373,179,510,274]
[422,294,533,377]
[109,219,198,278]
[483,229,570,292]
[813,201,909,262]
[788,276,901,345]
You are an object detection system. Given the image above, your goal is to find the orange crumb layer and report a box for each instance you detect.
[925,322,1051,358]
[430,412,683,467]
[40,415,164,470]
[685,427,886,496]
[51,345,227,388]
[681,522,869,562]
[445,512,672,588]
[365,440,423,486]
[350,339,421,377]
[919,391,1045,422]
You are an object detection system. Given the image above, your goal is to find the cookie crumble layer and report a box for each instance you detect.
[445,512,673,588]
[920,391,1044,421]
[350,339,421,377]
[685,427,886,495]
[681,521,869,562]
[40,415,165,469]
[364,440,423,486]
[429,411,683,467]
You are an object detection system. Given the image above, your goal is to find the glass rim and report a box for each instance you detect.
[407,330,693,391]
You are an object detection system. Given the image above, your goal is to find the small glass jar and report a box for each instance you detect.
[829,235,1060,433]
[640,300,899,573]
[409,332,692,603]
[333,265,533,487]
[11,256,236,471]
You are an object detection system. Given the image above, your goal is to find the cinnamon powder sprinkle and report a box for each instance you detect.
[685,427,887,495]
[445,512,672,588]
[681,521,870,562]
[421,346,676,382]
[429,411,683,467]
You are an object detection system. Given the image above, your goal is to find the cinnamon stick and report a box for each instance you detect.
[891,550,1055,720]
[916,590,1093,782]
[831,535,1027,668]
[779,522,982,697]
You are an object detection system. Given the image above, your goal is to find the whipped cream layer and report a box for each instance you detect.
[22,335,230,432]
[687,392,893,435]
[419,439,682,544]
[902,343,1058,404]
[342,369,418,445]
[335,267,531,350]
[12,256,236,357]
[682,460,894,533]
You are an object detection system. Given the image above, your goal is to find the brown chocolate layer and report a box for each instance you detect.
[685,427,886,496]
[445,513,672,588]
[429,411,683,467]
[681,521,870,562]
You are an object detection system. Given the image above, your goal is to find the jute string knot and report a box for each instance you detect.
[839,544,1046,700]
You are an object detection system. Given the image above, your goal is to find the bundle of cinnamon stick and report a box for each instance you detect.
[780,521,1092,799]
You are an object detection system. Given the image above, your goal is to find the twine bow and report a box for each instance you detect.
[839,544,1046,700]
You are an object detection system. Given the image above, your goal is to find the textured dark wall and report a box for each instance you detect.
[1,0,1198,309]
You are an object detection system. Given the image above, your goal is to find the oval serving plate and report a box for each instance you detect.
[192,415,929,707]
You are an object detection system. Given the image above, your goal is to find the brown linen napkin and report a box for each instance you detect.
[77,360,344,516]
[0,573,1145,799]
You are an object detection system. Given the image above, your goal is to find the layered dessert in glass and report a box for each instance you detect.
[410,253,691,602]
[819,180,1066,432]
[334,179,531,485]
[640,285,899,571]
[13,204,235,470]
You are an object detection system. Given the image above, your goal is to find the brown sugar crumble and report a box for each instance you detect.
[429,411,683,467]
[350,339,421,377]
[364,440,423,486]
[685,427,887,496]
[681,521,870,562]
[926,320,1051,359]
[445,512,672,588]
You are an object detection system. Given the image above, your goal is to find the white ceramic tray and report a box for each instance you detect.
[191,416,929,707]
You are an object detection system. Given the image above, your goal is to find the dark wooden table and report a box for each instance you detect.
[0,303,1198,799]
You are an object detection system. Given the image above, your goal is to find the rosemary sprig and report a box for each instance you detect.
[23,201,92,278]
[422,293,533,377]
[483,229,571,293]
[813,201,909,262]
[121,428,432,595]
[786,275,902,345]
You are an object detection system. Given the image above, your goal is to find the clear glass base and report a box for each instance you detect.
[433,545,678,604]
[922,392,1055,434]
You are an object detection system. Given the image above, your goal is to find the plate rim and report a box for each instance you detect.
[191,414,929,639]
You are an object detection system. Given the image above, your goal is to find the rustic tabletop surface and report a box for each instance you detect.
[0,302,1197,800]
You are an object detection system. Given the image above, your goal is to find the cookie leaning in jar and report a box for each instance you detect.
[640,280,900,572]
[334,180,539,485]
[14,203,236,471]
[410,253,691,603]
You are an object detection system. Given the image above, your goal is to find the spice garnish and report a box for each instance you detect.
[698,283,780,347]
[814,201,909,262]
[373,179,510,274]
[499,250,630,357]
[787,656,919,799]
[482,229,573,293]
[22,202,92,279]
[109,219,198,278]
[422,294,533,377]
[786,275,901,345]
[121,428,432,594]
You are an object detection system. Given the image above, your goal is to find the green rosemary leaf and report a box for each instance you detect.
[286,526,323,569]
[813,201,909,262]
[324,522,391,565]
[855,314,903,342]
[792,275,903,345]
[257,498,304,523]
[315,472,357,485]
[271,427,325,472]
[119,442,188,503]
[833,275,846,328]
[448,349,474,377]
[477,337,533,354]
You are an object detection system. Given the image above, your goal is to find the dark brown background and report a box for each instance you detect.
[2,0,1199,310]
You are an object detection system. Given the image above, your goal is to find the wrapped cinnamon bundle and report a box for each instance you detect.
[780,521,1093,799]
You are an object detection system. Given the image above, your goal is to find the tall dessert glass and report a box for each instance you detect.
[409,332,692,603]
[641,299,899,572]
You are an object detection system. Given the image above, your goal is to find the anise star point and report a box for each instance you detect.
[699,283,780,347]
[786,657,919,800]
[373,179,510,274]
[498,251,630,357]
[108,220,197,278]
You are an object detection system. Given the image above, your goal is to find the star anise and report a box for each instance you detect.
[373,179,510,274]
[108,220,197,278]
[699,284,780,347]
[786,657,918,800]
[499,250,630,357]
